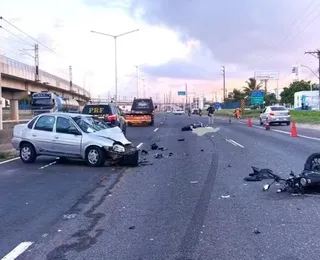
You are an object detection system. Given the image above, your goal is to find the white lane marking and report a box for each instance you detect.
[0,157,19,165]
[225,139,244,148]
[298,134,320,141]
[39,161,57,170]
[272,129,290,135]
[154,128,159,132]
[2,241,34,260]
[137,143,143,149]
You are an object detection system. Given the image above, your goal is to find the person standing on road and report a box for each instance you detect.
[207,104,215,126]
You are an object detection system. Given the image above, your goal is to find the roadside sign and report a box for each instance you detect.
[254,71,279,80]
[251,91,264,105]
[178,91,186,96]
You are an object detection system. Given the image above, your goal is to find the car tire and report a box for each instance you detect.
[259,118,263,125]
[286,122,290,126]
[20,142,37,163]
[85,146,105,167]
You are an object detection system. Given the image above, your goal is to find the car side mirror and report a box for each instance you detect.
[69,128,81,135]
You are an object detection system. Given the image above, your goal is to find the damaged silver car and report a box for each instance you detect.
[11,112,139,167]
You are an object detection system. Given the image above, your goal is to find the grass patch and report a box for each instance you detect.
[202,109,320,124]
[0,150,18,161]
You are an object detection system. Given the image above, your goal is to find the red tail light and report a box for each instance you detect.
[107,115,116,121]
[269,112,274,116]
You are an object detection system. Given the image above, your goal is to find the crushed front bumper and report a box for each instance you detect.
[107,145,139,166]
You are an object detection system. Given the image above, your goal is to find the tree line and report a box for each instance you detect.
[225,78,317,106]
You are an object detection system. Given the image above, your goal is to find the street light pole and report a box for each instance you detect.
[90,29,139,106]
[221,66,226,101]
[135,65,139,98]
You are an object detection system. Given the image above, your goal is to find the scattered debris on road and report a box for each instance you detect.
[221,195,231,199]
[141,149,148,155]
[155,153,163,159]
[253,228,261,234]
[129,226,135,230]
[190,181,198,184]
[177,138,185,141]
[151,142,158,150]
[62,214,77,220]
[244,166,274,182]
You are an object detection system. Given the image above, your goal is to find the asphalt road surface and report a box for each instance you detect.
[1,113,320,260]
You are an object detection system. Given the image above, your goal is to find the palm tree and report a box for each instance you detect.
[242,78,262,96]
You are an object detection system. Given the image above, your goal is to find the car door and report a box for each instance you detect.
[260,107,267,122]
[52,116,82,158]
[32,115,56,154]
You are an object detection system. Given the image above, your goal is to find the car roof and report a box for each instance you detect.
[38,112,92,117]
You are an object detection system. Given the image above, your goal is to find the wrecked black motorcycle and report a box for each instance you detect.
[249,153,320,194]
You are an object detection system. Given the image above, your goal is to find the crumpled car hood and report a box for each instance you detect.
[91,126,131,145]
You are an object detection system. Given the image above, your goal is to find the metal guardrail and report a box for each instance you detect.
[0,55,90,98]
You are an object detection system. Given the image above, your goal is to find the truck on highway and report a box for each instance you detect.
[125,97,157,126]
[31,91,80,116]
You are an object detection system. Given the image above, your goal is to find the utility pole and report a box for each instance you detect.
[69,65,73,92]
[221,66,226,101]
[305,50,320,109]
[185,83,188,110]
[34,44,39,82]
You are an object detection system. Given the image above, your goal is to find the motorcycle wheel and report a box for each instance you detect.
[304,153,320,171]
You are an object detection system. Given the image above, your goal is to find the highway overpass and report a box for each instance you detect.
[0,55,91,129]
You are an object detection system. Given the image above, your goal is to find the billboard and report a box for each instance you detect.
[254,71,279,80]
[178,91,186,96]
[251,90,264,105]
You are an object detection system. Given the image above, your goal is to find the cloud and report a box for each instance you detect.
[141,59,214,80]
[127,0,320,80]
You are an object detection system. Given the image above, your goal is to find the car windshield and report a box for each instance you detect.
[270,106,287,111]
[72,116,103,133]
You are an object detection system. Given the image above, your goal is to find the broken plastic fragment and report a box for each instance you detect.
[177,138,185,141]
[253,228,261,234]
[190,181,198,184]
[150,143,158,150]
[221,195,230,199]
[155,153,163,159]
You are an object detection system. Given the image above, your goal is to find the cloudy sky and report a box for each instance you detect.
[1,0,320,102]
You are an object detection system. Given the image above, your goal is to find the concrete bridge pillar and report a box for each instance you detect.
[10,99,19,121]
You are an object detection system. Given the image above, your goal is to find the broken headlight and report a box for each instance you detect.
[113,144,125,153]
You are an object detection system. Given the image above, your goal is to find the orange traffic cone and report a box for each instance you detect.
[291,121,298,137]
[247,118,252,127]
[265,118,270,130]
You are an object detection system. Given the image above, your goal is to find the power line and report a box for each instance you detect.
[0,25,34,47]
[258,1,320,66]
[0,16,56,53]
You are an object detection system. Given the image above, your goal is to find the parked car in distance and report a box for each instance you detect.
[259,105,291,126]
[173,109,185,115]
[81,103,127,135]
[11,113,137,167]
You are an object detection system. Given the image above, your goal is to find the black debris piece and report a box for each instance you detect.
[155,153,163,159]
[253,228,261,234]
[129,226,135,230]
[244,166,275,182]
[169,152,173,156]
[201,149,204,152]
[151,142,158,150]
[141,149,148,155]
[177,138,185,142]
[158,147,168,151]
[227,164,232,167]
[181,123,203,131]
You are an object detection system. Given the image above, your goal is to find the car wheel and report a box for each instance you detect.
[85,146,105,167]
[259,118,263,125]
[286,122,290,126]
[20,142,37,163]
